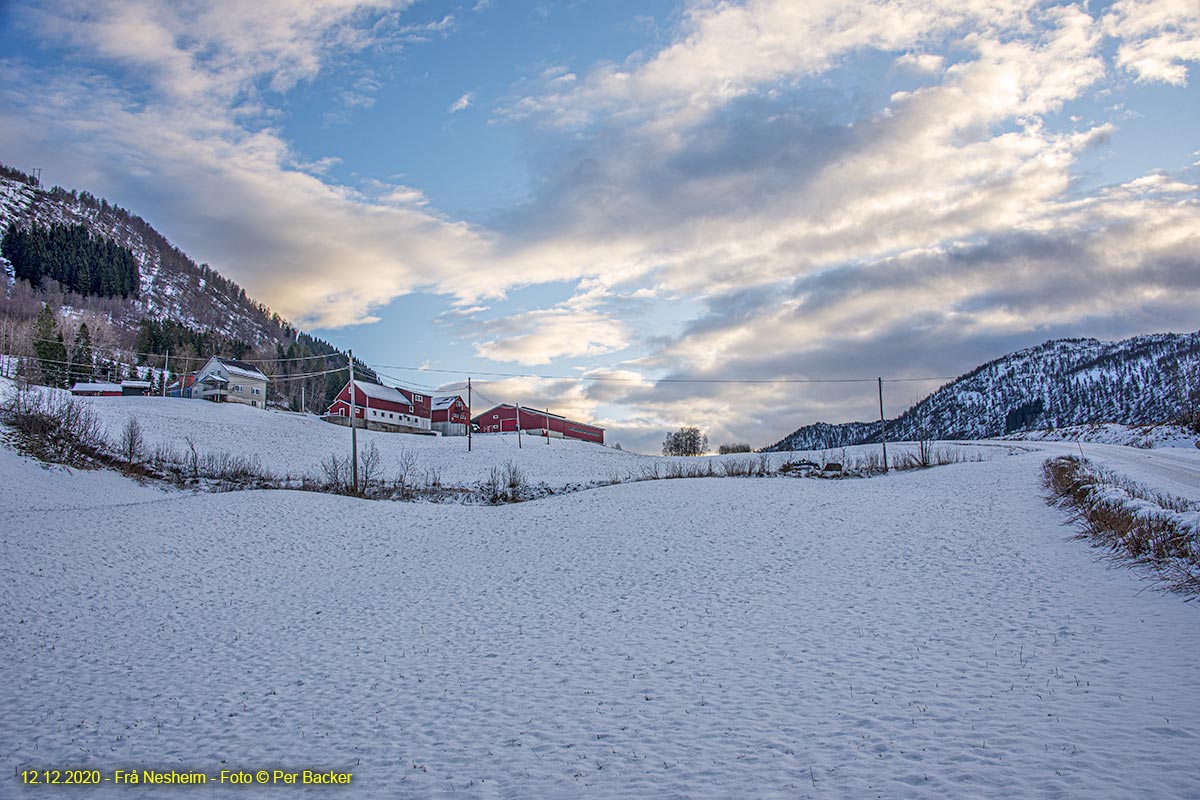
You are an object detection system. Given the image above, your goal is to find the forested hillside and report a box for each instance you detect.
[767,332,1200,451]
[0,163,375,410]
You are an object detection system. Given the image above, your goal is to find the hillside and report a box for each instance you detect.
[767,332,1200,451]
[0,164,368,409]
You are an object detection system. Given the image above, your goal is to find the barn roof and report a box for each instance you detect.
[431,394,464,411]
[71,382,122,392]
[350,380,414,405]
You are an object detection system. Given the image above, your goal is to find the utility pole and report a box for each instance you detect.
[546,408,550,444]
[516,402,522,448]
[163,348,169,398]
[349,351,359,494]
[878,377,889,474]
[301,384,305,415]
[467,378,472,452]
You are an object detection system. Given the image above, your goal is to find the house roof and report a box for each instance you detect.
[211,356,269,382]
[431,394,465,411]
[121,380,151,388]
[71,382,122,392]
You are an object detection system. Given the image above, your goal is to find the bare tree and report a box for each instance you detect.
[120,417,143,466]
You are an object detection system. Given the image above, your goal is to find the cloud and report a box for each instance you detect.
[470,305,630,365]
[0,0,502,328]
[1103,0,1200,85]
[502,0,1039,128]
[4,0,1198,453]
[894,52,946,73]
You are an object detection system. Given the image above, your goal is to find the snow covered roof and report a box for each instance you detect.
[71,382,121,392]
[431,394,464,411]
[351,380,414,406]
[121,380,151,388]
[212,357,269,382]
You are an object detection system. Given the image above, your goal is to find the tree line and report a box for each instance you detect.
[3,222,139,300]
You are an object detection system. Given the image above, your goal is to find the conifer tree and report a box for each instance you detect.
[70,322,94,384]
[33,305,68,387]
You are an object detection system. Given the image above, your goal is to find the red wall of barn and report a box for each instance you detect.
[329,381,425,417]
[431,399,469,424]
[473,405,604,444]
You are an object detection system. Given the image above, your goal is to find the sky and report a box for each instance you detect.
[0,0,1197,453]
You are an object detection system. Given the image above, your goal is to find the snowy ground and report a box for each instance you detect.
[3,434,1200,797]
[1006,421,1200,450]
[36,391,1011,488]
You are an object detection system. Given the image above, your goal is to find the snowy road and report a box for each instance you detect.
[1023,440,1200,502]
[2,446,1199,798]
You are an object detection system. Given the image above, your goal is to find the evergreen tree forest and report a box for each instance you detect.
[2,222,139,299]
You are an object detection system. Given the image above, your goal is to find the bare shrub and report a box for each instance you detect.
[359,441,382,495]
[482,466,504,504]
[320,452,353,494]
[150,442,177,472]
[183,435,200,481]
[119,417,143,466]
[392,447,419,499]
[720,459,748,477]
[1,383,106,465]
[201,451,268,486]
[504,460,525,501]
[423,465,443,491]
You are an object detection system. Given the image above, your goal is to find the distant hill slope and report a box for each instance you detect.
[0,163,377,408]
[766,332,1200,451]
[0,166,291,346]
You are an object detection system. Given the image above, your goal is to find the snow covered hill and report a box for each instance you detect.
[0,169,316,353]
[768,331,1200,451]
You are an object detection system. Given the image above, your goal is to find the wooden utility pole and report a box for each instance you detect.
[301,384,305,415]
[878,377,889,474]
[516,402,522,448]
[467,378,472,452]
[349,351,359,494]
[546,408,550,444]
[162,348,169,397]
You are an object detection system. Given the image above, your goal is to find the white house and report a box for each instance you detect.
[192,356,269,408]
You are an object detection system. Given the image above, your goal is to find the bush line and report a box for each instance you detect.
[1042,455,1200,596]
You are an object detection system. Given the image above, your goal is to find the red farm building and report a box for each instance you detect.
[326,379,433,433]
[472,404,604,445]
[430,394,470,436]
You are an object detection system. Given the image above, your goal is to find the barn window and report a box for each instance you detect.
[413,393,423,402]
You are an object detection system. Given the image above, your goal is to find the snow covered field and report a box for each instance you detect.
[45,392,1010,488]
[3,432,1200,797]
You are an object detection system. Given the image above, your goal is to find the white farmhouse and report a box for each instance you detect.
[192,356,269,408]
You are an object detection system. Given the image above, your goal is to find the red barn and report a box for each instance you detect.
[472,404,604,445]
[326,379,432,432]
[430,394,470,436]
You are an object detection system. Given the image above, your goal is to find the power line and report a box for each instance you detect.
[369,362,956,386]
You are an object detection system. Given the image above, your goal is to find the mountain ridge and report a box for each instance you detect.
[765,332,1200,451]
